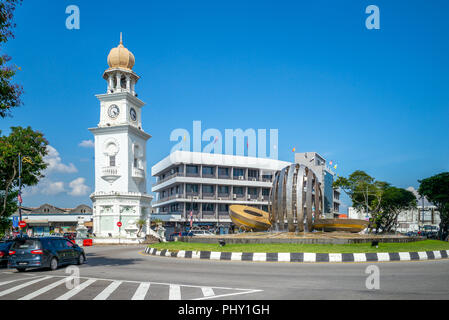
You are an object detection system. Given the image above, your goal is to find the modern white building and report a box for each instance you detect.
[294,152,341,216]
[151,151,290,233]
[89,35,152,238]
[348,189,441,233]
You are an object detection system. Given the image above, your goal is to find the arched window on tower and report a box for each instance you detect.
[134,145,140,169]
[121,76,127,90]
[110,155,116,167]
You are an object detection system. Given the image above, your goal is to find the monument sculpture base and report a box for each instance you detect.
[180,232,420,245]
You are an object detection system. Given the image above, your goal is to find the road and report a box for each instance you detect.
[0,245,448,300]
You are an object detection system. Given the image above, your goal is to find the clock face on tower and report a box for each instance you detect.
[108,105,120,119]
[130,108,137,122]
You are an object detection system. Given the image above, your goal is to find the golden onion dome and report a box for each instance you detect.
[107,33,135,70]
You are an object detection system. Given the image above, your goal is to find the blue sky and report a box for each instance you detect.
[1,0,448,211]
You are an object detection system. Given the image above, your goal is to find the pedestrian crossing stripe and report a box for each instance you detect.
[0,275,262,300]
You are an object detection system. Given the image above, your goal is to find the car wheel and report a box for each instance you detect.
[49,257,58,271]
[16,268,26,272]
[77,254,85,265]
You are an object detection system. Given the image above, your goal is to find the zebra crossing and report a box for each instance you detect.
[0,274,261,300]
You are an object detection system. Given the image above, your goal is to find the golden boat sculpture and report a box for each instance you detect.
[313,219,369,233]
[229,205,272,232]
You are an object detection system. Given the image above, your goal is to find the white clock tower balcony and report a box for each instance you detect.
[101,166,121,184]
[132,167,145,181]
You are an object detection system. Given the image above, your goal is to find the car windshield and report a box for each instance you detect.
[11,239,41,250]
[0,242,11,250]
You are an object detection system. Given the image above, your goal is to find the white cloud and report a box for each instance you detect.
[79,140,95,148]
[45,146,78,174]
[23,178,66,196]
[68,178,90,197]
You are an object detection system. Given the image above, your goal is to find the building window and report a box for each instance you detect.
[202,166,214,176]
[262,205,269,212]
[186,184,199,193]
[262,174,273,182]
[186,203,198,211]
[248,169,258,178]
[202,203,214,212]
[262,188,270,196]
[219,204,229,212]
[233,168,244,178]
[218,167,229,176]
[186,165,199,175]
[218,186,229,194]
[109,156,116,167]
[234,187,244,195]
[202,185,214,194]
[248,188,258,196]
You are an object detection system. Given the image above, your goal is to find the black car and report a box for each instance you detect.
[0,241,14,268]
[8,237,86,272]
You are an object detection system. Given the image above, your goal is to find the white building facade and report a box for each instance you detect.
[151,151,290,233]
[89,36,152,238]
[348,205,440,233]
[294,152,341,217]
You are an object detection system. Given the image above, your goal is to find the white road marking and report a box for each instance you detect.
[55,279,96,300]
[19,277,70,300]
[0,274,261,301]
[0,276,52,298]
[194,289,263,300]
[93,280,122,300]
[169,284,181,300]
[131,282,150,300]
[0,276,42,287]
[201,287,215,297]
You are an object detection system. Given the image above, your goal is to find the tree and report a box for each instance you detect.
[377,187,417,233]
[136,219,146,237]
[418,173,449,239]
[0,0,23,118]
[334,170,389,232]
[0,127,48,228]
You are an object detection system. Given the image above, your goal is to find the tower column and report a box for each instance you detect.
[126,75,131,92]
[116,72,122,90]
[108,75,113,92]
[131,80,136,95]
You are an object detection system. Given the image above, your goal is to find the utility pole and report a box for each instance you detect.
[365,185,369,218]
[18,154,23,236]
[421,196,425,227]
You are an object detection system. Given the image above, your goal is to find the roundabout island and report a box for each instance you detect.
[145,164,449,263]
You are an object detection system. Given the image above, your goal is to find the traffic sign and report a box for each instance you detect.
[19,221,27,228]
[117,222,122,228]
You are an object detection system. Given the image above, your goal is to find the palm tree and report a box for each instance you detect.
[136,219,146,237]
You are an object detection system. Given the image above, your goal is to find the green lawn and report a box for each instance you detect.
[149,240,449,254]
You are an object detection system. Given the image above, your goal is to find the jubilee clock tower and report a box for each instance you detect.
[89,34,152,239]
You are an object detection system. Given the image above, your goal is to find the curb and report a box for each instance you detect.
[144,247,449,263]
